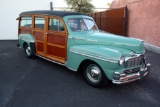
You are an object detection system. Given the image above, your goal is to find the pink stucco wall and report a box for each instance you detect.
[110,0,160,46]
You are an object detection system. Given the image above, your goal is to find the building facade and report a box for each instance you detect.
[110,0,160,47]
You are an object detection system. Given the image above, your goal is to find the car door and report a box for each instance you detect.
[45,16,68,64]
[33,16,46,57]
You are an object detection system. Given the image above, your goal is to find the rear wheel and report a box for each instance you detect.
[24,44,33,58]
[83,62,109,88]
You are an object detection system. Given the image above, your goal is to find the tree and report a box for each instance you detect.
[65,0,95,13]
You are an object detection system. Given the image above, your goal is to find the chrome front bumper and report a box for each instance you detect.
[112,63,151,84]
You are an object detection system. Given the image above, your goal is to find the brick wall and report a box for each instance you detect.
[110,0,160,46]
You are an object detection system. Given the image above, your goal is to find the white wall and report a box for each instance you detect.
[0,0,52,40]
[0,0,111,40]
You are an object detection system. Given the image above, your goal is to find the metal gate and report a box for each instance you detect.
[88,6,128,36]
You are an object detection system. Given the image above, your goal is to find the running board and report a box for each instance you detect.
[36,54,65,66]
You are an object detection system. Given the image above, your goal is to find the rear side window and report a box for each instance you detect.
[20,17,32,27]
[34,17,45,29]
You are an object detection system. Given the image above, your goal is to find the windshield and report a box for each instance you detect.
[67,18,98,31]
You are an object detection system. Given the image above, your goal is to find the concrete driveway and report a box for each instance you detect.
[0,40,160,107]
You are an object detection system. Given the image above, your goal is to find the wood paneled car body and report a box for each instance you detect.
[17,10,150,87]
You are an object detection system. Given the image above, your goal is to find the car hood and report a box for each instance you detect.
[71,30,144,54]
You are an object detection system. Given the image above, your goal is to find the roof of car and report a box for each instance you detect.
[19,10,87,17]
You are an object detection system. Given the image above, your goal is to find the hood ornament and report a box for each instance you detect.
[130,52,136,57]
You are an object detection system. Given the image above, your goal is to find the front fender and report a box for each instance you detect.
[66,45,124,80]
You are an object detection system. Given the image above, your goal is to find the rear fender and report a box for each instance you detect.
[19,34,36,54]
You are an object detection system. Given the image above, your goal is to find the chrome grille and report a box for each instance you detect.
[125,56,143,68]
[124,67,140,74]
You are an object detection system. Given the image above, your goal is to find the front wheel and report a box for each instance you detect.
[83,62,109,88]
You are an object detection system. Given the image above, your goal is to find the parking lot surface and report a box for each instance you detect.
[0,40,160,107]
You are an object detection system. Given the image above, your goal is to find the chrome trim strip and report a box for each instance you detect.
[69,49,118,63]
[125,54,144,62]
[68,37,97,42]
[86,39,97,42]
[68,37,72,39]
[129,37,144,42]
[72,37,86,40]
[112,77,140,84]
[36,54,65,66]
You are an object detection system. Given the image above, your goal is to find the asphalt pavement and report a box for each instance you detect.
[0,40,160,107]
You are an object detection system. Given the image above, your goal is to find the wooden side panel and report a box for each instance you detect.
[45,16,68,64]
[19,28,32,34]
[46,32,66,60]
[33,30,45,55]
[32,16,46,56]
[18,15,68,64]
[47,45,65,58]
[37,42,44,52]
[47,34,65,46]
[34,31,44,41]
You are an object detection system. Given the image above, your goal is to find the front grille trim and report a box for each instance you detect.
[123,67,140,74]
[124,54,144,68]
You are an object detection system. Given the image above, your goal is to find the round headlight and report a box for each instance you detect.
[119,56,125,65]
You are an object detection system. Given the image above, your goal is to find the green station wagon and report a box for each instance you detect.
[17,10,150,87]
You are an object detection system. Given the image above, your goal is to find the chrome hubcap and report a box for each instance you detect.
[91,69,100,78]
[26,47,31,56]
[86,64,102,83]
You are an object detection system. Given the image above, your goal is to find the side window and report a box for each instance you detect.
[34,17,45,29]
[20,17,32,27]
[67,18,87,31]
[67,18,78,30]
[49,18,64,31]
